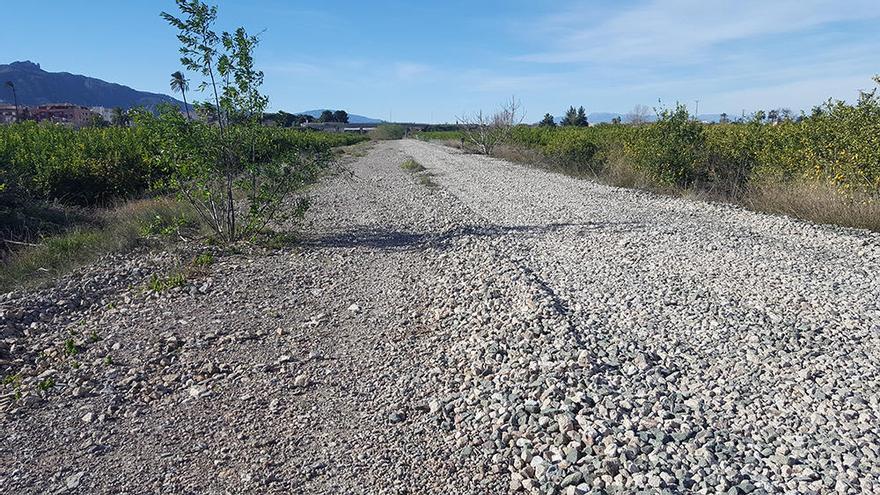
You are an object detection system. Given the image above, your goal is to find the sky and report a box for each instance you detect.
[3,0,880,123]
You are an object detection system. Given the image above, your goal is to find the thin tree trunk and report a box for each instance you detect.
[182,89,191,121]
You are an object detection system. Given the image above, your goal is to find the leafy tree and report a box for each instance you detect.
[87,113,109,128]
[170,71,192,120]
[161,0,324,242]
[111,107,130,127]
[538,113,556,127]
[318,110,334,123]
[331,110,349,123]
[575,106,588,126]
[561,106,588,126]
[561,106,578,126]
[611,116,621,125]
[719,112,730,124]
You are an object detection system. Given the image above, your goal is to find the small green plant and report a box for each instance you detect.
[401,159,426,173]
[256,231,298,249]
[148,272,187,292]
[37,377,55,392]
[418,173,439,189]
[104,355,114,366]
[89,330,101,343]
[2,373,21,386]
[193,252,214,267]
[63,338,79,356]
[139,214,188,237]
[6,375,24,401]
[70,360,80,369]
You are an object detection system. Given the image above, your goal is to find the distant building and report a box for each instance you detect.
[89,106,115,123]
[32,103,97,128]
[0,104,19,124]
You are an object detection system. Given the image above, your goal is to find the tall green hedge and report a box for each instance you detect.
[0,121,366,206]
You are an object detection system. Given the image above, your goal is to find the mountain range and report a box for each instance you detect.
[2,61,731,124]
[0,61,185,110]
[0,61,387,122]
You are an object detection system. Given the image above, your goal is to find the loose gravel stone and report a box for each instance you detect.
[1,140,878,494]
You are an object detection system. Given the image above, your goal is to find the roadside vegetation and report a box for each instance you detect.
[400,158,438,190]
[0,0,367,288]
[369,124,406,140]
[417,78,880,231]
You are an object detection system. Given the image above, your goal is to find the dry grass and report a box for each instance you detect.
[486,144,880,232]
[333,140,373,162]
[745,183,880,231]
[0,198,200,290]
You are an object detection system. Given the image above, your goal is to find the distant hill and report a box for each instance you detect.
[296,109,383,124]
[0,61,184,110]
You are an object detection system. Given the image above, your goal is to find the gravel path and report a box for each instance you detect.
[2,140,879,494]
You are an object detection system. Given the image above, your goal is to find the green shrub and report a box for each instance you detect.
[193,252,214,266]
[626,104,705,187]
[400,159,426,172]
[0,121,367,208]
[370,124,406,140]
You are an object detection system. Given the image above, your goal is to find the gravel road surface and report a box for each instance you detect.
[2,140,879,494]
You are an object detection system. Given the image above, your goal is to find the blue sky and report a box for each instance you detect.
[3,0,880,122]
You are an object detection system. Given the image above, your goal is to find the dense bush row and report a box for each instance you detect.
[0,120,366,206]
[418,82,880,199]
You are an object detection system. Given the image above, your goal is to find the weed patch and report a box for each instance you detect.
[401,159,426,173]
[147,272,188,293]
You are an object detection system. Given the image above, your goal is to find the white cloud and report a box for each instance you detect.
[517,0,880,64]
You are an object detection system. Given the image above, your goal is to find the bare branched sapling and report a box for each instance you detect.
[457,97,524,156]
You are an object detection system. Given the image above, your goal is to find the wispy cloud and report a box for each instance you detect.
[516,0,880,64]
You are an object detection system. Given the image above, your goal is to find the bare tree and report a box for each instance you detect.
[457,96,523,156]
[625,104,651,125]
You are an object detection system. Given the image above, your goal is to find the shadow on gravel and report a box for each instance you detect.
[303,221,645,252]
